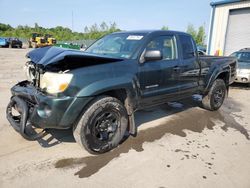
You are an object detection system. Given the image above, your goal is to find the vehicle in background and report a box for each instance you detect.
[230,48,250,86]
[0,37,22,48]
[80,44,87,51]
[45,34,57,46]
[8,38,23,48]
[0,37,10,47]
[197,45,207,53]
[198,50,206,56]
[28,33,47,48]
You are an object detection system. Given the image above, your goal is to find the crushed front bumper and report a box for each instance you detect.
[6,80,93,140]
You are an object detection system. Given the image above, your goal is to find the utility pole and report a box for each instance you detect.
[71,10,74,32]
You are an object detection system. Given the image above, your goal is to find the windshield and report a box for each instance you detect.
[85,33,145,59]
[231,52,250,63]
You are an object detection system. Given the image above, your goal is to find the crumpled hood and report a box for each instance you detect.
[26,46,124,70]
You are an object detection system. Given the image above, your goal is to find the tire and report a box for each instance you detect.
[32,42,37,48]
[28,41,32,48]
[202,79,227,111]
[73,96,128,154]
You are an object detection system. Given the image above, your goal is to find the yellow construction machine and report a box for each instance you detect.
[45,34,57,46]
[28,33,56,48]
[28,33,47,48]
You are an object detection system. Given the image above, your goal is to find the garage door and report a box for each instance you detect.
[224,8,250,56]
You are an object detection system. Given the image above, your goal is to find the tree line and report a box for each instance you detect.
[0,22,206,45]
[0,22,120,41]
[161,24,206,46]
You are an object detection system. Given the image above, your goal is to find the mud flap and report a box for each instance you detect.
[6,96,46,140]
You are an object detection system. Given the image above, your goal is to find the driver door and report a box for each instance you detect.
[138,35,180,107]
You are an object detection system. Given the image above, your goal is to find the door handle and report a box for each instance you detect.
[173,66,180,71]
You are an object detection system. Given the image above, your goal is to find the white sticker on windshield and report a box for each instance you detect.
[126,35,144,40]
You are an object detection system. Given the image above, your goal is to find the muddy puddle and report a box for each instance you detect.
[55,98,249,178]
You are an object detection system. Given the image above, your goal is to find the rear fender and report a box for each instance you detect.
[204,66,230,94]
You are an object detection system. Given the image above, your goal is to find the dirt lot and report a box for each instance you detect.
[0,48,250,188]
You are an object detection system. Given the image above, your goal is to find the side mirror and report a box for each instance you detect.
[144,50,163,62]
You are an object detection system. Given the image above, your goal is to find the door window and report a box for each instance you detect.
[146,36,177,60]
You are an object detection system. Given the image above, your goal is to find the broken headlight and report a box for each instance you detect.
[24,62,36,82]
[40,72,73,94]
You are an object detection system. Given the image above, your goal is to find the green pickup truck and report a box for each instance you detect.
[7,30,237,154]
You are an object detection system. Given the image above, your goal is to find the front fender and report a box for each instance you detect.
[76,76,138,98]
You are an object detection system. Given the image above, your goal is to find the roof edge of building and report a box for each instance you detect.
[210,0,243,7]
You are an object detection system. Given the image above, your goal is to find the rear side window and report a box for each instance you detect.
[179,35,196,59]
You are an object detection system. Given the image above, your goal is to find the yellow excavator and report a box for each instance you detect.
[28,33,47,48]
[45,34,57,46]
[28,33,57,48]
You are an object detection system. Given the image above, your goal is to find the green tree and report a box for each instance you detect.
[161,26,169,30]
[186,24,206,46]
[196,26,206,45]
[100,22,108,31]
[186,24,197,40]
[84,26,89,33]
[0,21,121,41]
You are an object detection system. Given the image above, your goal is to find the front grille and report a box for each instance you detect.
[230,61,237,78]
[26,100,36,108]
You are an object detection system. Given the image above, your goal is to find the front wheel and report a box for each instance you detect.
[73,96,128,154]
[202,79,227,111]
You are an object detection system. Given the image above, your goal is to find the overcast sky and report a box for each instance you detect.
[0,0,214,33]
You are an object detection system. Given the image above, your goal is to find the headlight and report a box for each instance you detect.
[24,62,36,81]
[40,72,73,94]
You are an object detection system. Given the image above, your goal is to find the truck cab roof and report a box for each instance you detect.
[113,30,191,37]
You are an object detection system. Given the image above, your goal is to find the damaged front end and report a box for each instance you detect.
[6,47,73,140]
[6,47,50,140]
[6,81,46,140]
[6,46,122,140]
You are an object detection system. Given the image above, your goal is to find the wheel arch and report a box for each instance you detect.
[205,69,230,95]
[89,88,137,136]
[75,78,139,136]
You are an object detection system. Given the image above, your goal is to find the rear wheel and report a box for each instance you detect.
[32,42,37,48]
[202,79,227,111]
[73,96,128,154]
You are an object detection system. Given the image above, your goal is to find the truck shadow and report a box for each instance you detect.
[36,97,200,148]
[53,97,249,178]
[230,83,250,90]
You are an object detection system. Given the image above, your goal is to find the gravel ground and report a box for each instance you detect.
[0,48,250,188]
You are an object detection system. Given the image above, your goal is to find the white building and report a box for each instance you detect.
[207,0,250,56]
